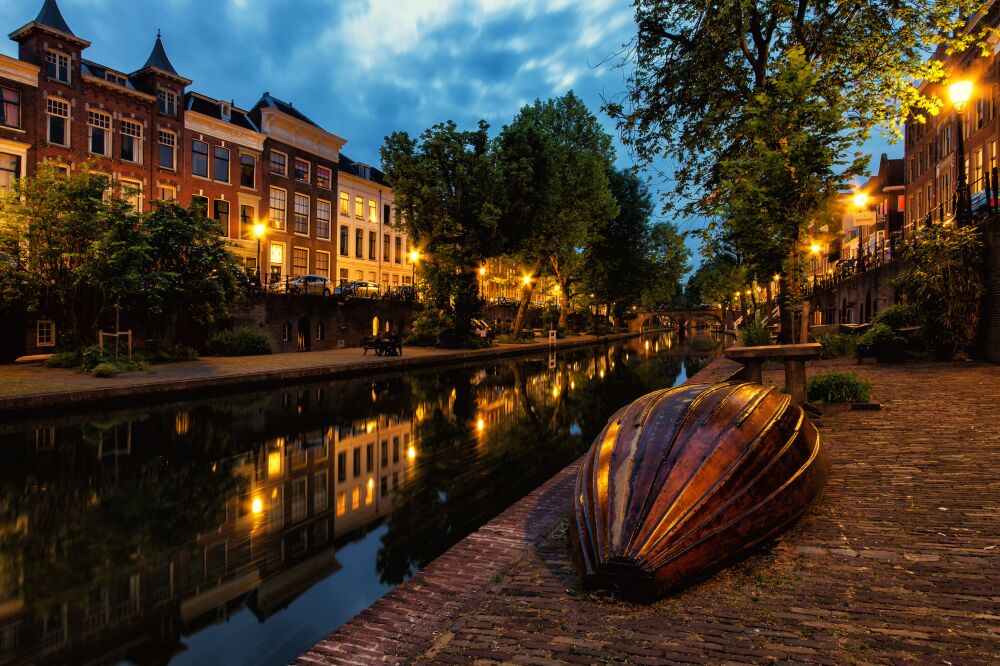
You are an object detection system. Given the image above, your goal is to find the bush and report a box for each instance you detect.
[45,352,80,368]
[206,327,273,356]
[872,303,918,330]
[807,371,873,403]
[149,343,199,363]
[816,332,857,359]
[739,321,771,347]
[857,323,895,347]
[91,363,120,378]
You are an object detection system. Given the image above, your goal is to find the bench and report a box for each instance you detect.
[362,336,403,357]
[724,343,821,405]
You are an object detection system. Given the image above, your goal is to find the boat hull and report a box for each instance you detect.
[570,382,830,600]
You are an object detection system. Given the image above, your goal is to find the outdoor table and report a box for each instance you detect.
[724,343,822,404]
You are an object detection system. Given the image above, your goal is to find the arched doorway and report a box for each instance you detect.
[297,317,311,352]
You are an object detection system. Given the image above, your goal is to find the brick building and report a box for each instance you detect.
[0,0,408,353]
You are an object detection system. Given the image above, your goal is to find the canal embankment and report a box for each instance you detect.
[0,332,643,416]
[301,357,1000,665]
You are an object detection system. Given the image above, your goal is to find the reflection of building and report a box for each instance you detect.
[0,394,415,666]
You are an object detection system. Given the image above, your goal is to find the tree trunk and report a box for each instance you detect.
[512,257,544,340]
[778,275,793,344]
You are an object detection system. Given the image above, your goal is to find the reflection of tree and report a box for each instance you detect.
[0,409,246,606]
[376,339,702,585]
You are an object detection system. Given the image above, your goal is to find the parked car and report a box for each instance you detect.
[343,280,380,299]
[286,274,332,296]
[383,285,416,301]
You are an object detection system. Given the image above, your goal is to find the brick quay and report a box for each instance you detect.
[301,358,1000,665]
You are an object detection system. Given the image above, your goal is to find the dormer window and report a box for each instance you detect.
[106,72,128,86]
[220,103,231,121]
[158,89,177,117]
[46,51,70,83]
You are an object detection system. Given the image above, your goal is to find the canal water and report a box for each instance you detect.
[0,332,725,666]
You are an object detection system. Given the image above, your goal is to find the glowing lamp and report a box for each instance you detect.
[251,497,263,514]
[852,192,868,209]
[409,250,420,263]
[948,80,973,110]
[253,222,266,239]
[810,244,821,255]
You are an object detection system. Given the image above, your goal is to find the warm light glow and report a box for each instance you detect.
[407,445,416,460]
[570,381,575,390]
[949,79,973,109]
[599,370,605,379]
[553,284,561,293]
[409,249,421,263]
[734,291,741,299]
[251,497,263,514]
[644,340,650,350]
[267,451,282,477]
[773,273,781,282]
[253,222,266,239]
[476,417,485,432]
[852,192,868,209]
[810,244,820,255]
[552,385,560,399]
[522,274,532,286]
[479,266,486,276]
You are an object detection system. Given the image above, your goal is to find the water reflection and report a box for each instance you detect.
[0,332,725,666]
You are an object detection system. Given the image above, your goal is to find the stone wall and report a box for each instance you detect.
[809,259,909,327]
[984,224,1000,362]
[231,295,415,353]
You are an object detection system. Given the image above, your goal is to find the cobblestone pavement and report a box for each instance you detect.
[301,360,1000,665]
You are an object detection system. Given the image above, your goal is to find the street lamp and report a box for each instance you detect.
[949,79,974,226]
[253,222,266,284]
[809,243,820,283]
[479,265,486,297]
[408,249,420,287]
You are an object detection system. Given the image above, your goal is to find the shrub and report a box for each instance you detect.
[206,327,274,356]
[872,303,918,330]
[91,363,120,378]
[739,321,771,347]
[149,343,199,363]
[45,352,81,368]
[816,333,857,359]
[81,344,113,371]
[807,371,873,403]
[857,323,895,347]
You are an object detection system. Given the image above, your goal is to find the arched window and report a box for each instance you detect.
[371,316,379,337]
[282,321,291,342]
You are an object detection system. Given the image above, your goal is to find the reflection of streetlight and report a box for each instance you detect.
[476,418,485,432]
[408,445,417,460]
[949,79,974,226]
[251,497,263,514]
[253,222,266,281]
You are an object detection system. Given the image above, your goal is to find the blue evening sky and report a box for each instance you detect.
[2,0,897,251]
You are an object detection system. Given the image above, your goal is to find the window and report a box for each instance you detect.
[316,200,331,239]
[339,268,349,284]
[192,140,209,178]
[214,200,230,235]
[270,150,287,176]
[36,320,55,347]
[191,194,209,212]
[46,98,69,147]
[269,187,286,230]
[404,238,410,264]
[270,242,284,280]
[46,51,70,83]
[316,321,325,342]
[369,200,377,223]
[368,231,376,260]
[294,158,310,182]
[158,185,176,200]
[0,88,20,129]
[158,89,177,116]
[0,153,20,189]
[355,195,363,218]
[337,451,347,482]
[105,71,127,86]
[339,191,349,215]
[355,229,364,258]
[158,130,176,170]
[240,153,255,188]
[120,178,143,212]
[353,448,361,477]
[317,166,332,189]
[315,250,330,278]
[383,234,391,262]
[292,247,308,276]
[366,443,374,473]
[339,225,349,256]
[394,237,402,264]
[120,119,142,163]
[214,147,230,183]
[293,193,310,235]
[239,204,255,240]
[282,321,291,342]
[384,203,391,227]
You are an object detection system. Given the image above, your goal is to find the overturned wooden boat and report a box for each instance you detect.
[570,381,829,600]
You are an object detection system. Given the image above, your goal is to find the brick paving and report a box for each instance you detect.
[300,359,1000,665]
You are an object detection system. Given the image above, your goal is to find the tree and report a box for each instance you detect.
[606,0,983,208]
[685,254,747,326]
[0,165,244,348]
[381,121,499,346]
[641,221,691,308]
[497,92,618,334]
[707,48,867,341]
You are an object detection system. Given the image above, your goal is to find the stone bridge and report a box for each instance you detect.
[629,306,730,333]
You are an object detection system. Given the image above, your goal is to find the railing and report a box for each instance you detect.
[242,274,419,304]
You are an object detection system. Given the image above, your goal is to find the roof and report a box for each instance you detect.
[880,154,905,188]
[339,153,387,186]
[133,33,191,84]
[185,92,260,132]
[9,0,90,46]
[81,59,140,91]
[251,92,321,128]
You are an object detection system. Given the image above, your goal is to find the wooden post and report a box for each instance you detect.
[784,359,808,405]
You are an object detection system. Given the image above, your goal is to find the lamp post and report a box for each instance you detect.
[408,249,420,289]
[479,265,486,298]
[253,222,266,287]
[949,79,974,227]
